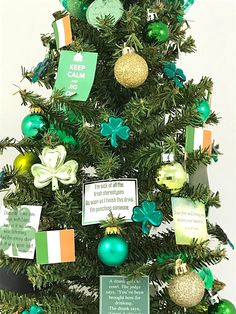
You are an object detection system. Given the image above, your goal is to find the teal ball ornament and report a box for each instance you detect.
[197,99,211,122]
[208,299,236,314]
[21,114,49,140]
[145,21,169,43]
[98,235,128,267]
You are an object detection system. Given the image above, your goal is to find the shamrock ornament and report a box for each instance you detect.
[0,207,36,257]
[22,305,44,314]
[163,62,186,88]
[132,200,163,235]
[31,145,78,191]
[32,57,52,83]
[197,267,214,290]
[100,117,130,148]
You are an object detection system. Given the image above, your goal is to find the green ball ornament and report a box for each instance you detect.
[98,235,128,267]
[155,162,189,194]
[21,114,49,140]
[60,0,91,20]
[197,99,211,122]
[145,21,169,43]
[208,299,236,314]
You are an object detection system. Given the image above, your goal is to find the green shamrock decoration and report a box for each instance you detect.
[197,267,214,290]
[100,117,131,148]
[132,200,163,235]
[163,62,186,88]
[22,305,44,314]
[0,207,36,257]
[32,57,52,83]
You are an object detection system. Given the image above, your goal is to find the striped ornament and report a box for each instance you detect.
[53,15,72,49]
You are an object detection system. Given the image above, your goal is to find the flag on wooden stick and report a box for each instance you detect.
[185,126,212,155]
[35,229,75,264]
[53,15,72,49]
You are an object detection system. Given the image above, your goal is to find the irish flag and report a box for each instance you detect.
[53,15,72,49]
[35,229,75,265]
[185,126,212,155]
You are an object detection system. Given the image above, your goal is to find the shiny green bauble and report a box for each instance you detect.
[155,162,188,194]
[145,21,169,43]
[14,152,39,175]
[208,299,236,314]
[21,114,49,140]
[197,99,211,122]
[97,235,128,267]
[60,0,91,20]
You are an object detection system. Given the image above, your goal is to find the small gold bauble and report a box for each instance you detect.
[14,152,39,175]
[114,52,149,88]
[168,271,205,308]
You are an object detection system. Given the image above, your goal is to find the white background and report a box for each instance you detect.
[0,0,235,304]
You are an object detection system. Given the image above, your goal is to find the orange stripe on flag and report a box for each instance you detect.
[63,15,72,46]
[60,229,75,262]
[203,130,212,155]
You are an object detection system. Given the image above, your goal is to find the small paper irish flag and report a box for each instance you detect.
[53,15,72,49]
[185,126,212,155]
[35,229,75,265]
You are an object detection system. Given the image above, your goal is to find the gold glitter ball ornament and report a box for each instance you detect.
[168,271,205,308]
[114,50,149,88]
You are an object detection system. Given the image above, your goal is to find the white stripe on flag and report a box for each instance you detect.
[194,128,203,150]
[47,231,61,264]
[57,19,66,49]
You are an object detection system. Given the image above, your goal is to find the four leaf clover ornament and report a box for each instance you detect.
[31,145,78,191]
[100,117,131,148]
[163,62,186,88]
[0,207,36,257]
[132,200,163,235]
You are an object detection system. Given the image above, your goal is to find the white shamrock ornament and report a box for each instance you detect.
[31,145,78,191]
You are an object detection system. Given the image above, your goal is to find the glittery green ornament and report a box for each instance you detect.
[208,299,236,314]
[145,21,169,43]
[60,0,92,20]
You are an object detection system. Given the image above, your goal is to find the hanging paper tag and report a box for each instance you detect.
[82,179,138,225]
[100,276,150,314]
[171,197,208,245]
[54,50,98,101]
[0,206,42,259]
[53,15,73,49]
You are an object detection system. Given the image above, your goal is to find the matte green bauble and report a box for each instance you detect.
[14,152,39,175]
[155,162,188,194]
[145,21,169,43]
[197,99,211,122]
[21,114,49,140]
[97,235,128,267]
[208,299,236,314]
[60,0,92,20]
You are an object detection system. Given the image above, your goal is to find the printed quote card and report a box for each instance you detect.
[100,276,150,314]
[0,206,42,259]
[171,197,208,245]
[54,50,98,101]
[82,179,138,225]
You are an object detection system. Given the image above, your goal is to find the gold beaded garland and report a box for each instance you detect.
[168,271,205,308]
[114,49,149,88]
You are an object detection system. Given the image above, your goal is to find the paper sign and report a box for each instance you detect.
[35,229,75,265]
[171,197,208,245]
[100,276,150,314]
[54,50,98,101]
[0,206,42,259]
[82,179,138,225]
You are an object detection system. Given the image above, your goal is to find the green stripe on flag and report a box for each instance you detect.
[53,21,60,49]
[185,126,195,153]
[35,232,48,264]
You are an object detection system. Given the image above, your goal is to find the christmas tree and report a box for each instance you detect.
[0,0,235,313]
